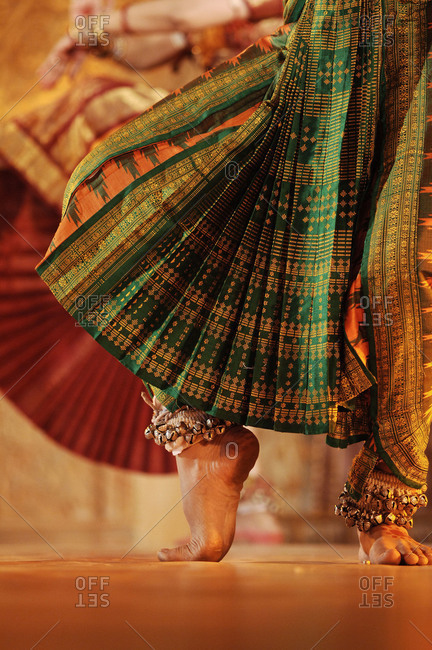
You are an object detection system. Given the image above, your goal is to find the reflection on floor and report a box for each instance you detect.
[1,540,432,650]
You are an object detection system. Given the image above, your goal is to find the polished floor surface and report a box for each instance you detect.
[1,541,432,650]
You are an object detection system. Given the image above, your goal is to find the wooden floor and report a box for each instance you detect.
[1,541,432,650]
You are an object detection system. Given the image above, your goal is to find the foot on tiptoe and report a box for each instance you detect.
[158,426,259,562]
[358,524,432,565]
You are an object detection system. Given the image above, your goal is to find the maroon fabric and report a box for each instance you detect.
[0,172,176,473]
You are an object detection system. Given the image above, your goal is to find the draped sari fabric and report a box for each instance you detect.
[0,75,176,473]
[37,0,432,497]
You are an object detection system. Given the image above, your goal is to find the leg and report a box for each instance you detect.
[336,0,432,563]
[357,467,432,566]
[142,394,259,561]
[336,460,432,565]
[337,220,432,565]
[159,426,259,561]
[356,265,432,565]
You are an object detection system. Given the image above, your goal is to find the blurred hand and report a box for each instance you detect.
[70,0,105,20]
[69,0,114,22]
[37,1,117,88]
[37,35,87,89]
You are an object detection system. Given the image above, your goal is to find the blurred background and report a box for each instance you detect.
[1,0,431,560]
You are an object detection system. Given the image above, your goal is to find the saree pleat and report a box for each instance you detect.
[36,1,381,430]
[343,0,432,497]
[37,0,432,492]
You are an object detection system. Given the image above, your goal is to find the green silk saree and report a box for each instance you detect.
[37,0,432,496]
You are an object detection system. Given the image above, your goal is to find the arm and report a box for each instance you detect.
[67,0,283,36]
[106,0,250,35]
[113,32,190,69]
[38,0,284,88]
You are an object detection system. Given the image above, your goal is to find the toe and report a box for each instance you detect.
[403,552,420,565]
[397,540,420,565]
[158,539,225,562]
[420,546,432,564]
[157,545,194,562]
[157,547,171,561]
[372,546,401,565]
[416,552,429,566]
[410,545,429,565]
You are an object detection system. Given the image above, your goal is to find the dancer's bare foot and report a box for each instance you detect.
[158,426,259,562]
[358,525,432,565]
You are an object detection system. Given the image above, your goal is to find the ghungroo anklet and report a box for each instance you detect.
[335,470,428,532]
[142,393,234,455]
